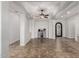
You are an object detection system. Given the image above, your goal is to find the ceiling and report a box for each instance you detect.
[18,1,79,20]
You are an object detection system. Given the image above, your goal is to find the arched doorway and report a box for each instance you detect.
[55,22,62,37]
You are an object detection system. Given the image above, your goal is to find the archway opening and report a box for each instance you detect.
[38,28,46,39]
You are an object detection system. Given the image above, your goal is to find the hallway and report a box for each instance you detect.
[9,37,79,58]
[1,1,79,58]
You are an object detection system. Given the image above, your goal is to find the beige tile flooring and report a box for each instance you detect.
[9,37,79,58]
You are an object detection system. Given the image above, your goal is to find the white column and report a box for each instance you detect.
[75,22,78,41]
[31,20,35,38]
[49,20,53,39]
[52,20,56,39]
[20,14,25,46]
[0,1,1,57]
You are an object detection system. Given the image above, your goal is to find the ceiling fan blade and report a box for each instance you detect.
[44,16,48,18]
[45,14,49,16]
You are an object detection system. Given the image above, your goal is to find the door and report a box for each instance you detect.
[55,22,62,37]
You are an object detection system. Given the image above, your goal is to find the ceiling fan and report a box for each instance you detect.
[39,9,49,18]
[33,9,49,19]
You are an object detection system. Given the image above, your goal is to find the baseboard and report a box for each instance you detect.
[31,38,55,40]
[64,36,74,39]
[25,39,31,46]
[9,40,20,46]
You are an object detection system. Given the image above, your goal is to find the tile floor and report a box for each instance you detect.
[9,37,79,58]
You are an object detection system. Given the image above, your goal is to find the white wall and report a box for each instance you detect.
[8,2,30,46]
[52,20,56,39]
[0,1,1,58]
[9,12,20,44]
[1,1,30,57]
[55,20,66,37]
[1,1,21,57]
[25,16,30,44]
[49,19,66,39]
[2,2,9,57]
[20,14,26,46]
[74,15,79,36]
[34,19,49,38]
[49,20,53,39]
[29,16,79,40]
[65,14,79,40]
[30,19,55,39]
[8,2,26,45]
[30,19,48,38]
[20,13,30,46]
[30,20,35,38]
[30,18,66,39]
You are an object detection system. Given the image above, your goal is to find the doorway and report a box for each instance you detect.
[55,22,62,37]
[38,28,46,38]
[35,20,49,38]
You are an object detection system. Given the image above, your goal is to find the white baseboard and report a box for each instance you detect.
[64,36,75,39]
[20,43,25,46]
[20,39,31,46]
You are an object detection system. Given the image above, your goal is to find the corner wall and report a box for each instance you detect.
[20,13,30,46]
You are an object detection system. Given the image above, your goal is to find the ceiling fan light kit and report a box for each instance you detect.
[39,9,49,19]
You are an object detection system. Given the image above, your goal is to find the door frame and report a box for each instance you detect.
[55,22,62,37]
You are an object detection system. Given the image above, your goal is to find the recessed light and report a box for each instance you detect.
[61,16,63,18]
[67,11,70,14]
